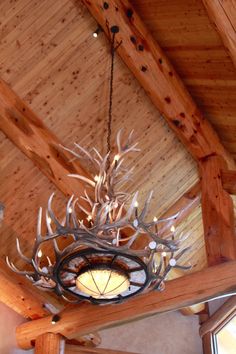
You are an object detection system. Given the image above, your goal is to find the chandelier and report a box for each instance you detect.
[6,26,191,305]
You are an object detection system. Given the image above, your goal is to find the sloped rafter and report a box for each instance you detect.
[0,259,62,319]
[202,0,236,68]
[0,79,89,200]
[0,78,201,317]
[16,261,236,349]
[81,0,235,168]
[82,0,236,265]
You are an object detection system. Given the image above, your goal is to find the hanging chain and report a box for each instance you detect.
[106,31,116,171]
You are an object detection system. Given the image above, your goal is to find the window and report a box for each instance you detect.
[213,314,236,354]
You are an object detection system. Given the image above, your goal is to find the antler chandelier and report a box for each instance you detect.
[7,26,191,304]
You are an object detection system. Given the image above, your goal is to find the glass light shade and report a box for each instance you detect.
[76,268,130,299]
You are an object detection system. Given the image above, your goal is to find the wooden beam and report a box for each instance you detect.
[200,156,236,265]
[221,169,236,195]
[200,296,236,337]
[81,0,234,169]
[35,333,63,354]
[0,259,62,319]
[0,79,89,200]
[202,0,236,68]
[16,261,236,349]
[66,345,138,354]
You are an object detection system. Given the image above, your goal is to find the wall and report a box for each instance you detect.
[0,302,32,354]
[100,310,202,354]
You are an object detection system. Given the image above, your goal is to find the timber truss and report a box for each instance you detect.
[0,0,236,353]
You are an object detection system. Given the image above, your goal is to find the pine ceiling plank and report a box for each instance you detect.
[82,0,235,169]
[0,78,89,199]
[16,260,236,349]
[202,0,236,68]
[0,259,62,319]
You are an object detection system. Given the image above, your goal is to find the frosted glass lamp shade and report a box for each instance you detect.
[76,268,130,299]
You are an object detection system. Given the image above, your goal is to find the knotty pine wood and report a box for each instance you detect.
[130,0,236,161]
[0,259,53,319]
[200,156,236,265]
[221,169,236,195]
[16,261,236,349]
[202,0,236,68]
[82,0,235,168]
[0,78,89,200]
[0,0,203,288]
[35,333,63,354]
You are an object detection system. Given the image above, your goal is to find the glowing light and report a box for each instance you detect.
[114,154,120,161]
[87,215,92,221]
[68,207,72,213]
[153,216,158,222]
[37,249,43,258]
[162,252,167,257]
[93,32,98,38]
[76,268,130,299]
[134,201,139,208]
[170,226,176,232]
[94,175,99,182]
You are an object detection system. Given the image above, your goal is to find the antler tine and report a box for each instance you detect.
[47,256,52,266]
[68,174,95,187]
[81,190,94,208]
[60,144,83,159]
[127,191,139,219]
[151,211,180,227]
[46,209,54,235]
[92,147,103,162]
[74,142,94,161]
[53,238,62,257]
[36,207,43,242]
[66,195,74,228]
[70,198,80,229]
[48,193,63,231]
[16,238,32,264]
[139,190,153,222]
[116,129,123,154]
[175,246,191,261]
[6,256,34,275]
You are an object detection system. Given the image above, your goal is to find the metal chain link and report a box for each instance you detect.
[106,32,116,171]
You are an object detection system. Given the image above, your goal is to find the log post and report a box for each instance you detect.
[35,333,64,354]
[200,155,236,265]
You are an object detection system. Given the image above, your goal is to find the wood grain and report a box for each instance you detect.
[35,333,63,354]
[0,259,62,319]
[82,0,235,168]
[202,0,236,68]
[200,156,236,265]
[222,169,236,195]
[16,261,236,349]
[0,78,89,200]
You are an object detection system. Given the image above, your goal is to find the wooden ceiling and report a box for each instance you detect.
[0,0,235,319]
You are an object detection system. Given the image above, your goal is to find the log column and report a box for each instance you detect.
[200,155,236,265]
[35,333,64,354]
